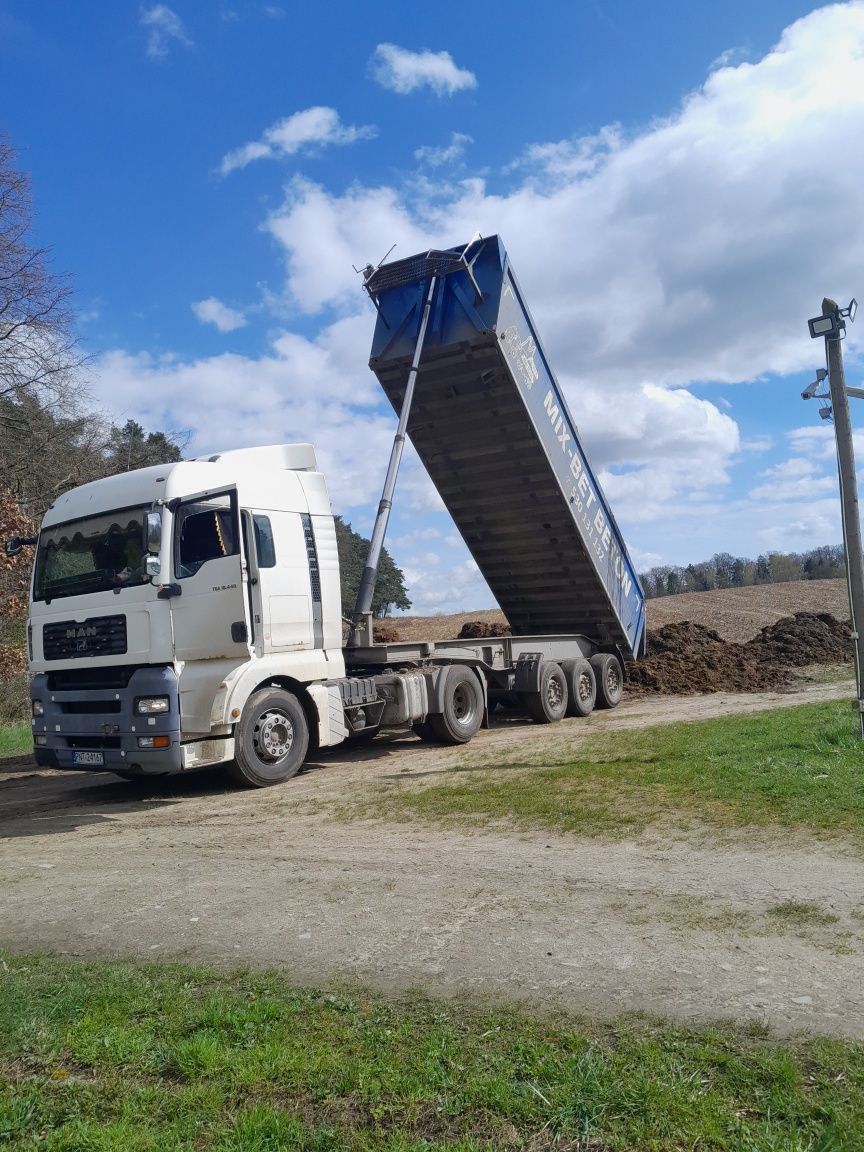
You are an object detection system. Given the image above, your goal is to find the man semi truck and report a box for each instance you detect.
[11,236,646,787]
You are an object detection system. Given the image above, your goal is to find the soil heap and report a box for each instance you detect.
[457,620,512,639]
[626,611,851,696]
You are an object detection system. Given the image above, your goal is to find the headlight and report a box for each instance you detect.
[32,700,44,717]
[135,696,170,715]
[137,736,170,749]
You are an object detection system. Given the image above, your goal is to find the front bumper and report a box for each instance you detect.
[31,665,182,775]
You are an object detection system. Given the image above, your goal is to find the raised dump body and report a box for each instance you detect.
[367,235,646,658]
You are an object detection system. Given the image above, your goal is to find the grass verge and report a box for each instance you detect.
[340,700,864,842]
[0,722,31,760]
[1,952,863,1150]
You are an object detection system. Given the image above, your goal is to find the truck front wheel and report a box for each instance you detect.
[591,653,624,709]
[427,665,484,744]
[228,687,309,787]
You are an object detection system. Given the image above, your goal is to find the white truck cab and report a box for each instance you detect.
[29,444,351,783]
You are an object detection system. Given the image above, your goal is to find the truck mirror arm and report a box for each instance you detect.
[4,535,37,557]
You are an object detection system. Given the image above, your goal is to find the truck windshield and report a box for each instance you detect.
[34,506,150,602]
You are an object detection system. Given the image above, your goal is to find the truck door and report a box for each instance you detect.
[169,488,250,662]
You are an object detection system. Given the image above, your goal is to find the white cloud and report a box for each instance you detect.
[370,43,477,95]
[89,316,398,515]
[140,5,192,58]
[414,133,473,167]
[399,555,490,615]
[220,107,376,176]
[191,297,247,333]
[102,4,864,609]
[257,4,864,536]
[747,455,835,501]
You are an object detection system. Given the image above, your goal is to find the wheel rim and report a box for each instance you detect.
[577,672,593,703]
[253,708,294,762]
[606,663,621,697]
[546,674,565,710]
[452,682,479,727]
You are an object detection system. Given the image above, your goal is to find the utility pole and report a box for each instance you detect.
[807,297,864,737]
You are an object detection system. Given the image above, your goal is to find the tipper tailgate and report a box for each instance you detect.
[367,235,645,658]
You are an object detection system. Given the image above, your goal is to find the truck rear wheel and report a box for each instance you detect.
[228,687,309,786]
[561,658,596,717]
[591,653,623,709]
[522,661,568,724]
[427,665,483,744]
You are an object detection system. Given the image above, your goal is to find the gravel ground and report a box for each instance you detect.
[2,678,863,1039]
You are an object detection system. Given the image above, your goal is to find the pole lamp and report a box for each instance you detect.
[805,297,864,738]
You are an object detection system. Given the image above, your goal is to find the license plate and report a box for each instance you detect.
[72,751,105,766]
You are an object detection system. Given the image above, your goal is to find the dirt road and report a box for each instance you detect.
[2,680,863,1038]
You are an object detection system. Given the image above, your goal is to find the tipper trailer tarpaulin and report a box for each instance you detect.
[366,235,646,659]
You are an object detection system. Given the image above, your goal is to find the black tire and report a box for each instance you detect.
[591,653,624,709]
[228,687,309,787]
[522,661,568,724]
[561,658,596,717]
[427,665,484,745]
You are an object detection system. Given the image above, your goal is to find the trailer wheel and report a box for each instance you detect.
[427,665,484,744]
[561,658,596,717]
[522,661,568,724]
[228,687,309,786]
[591,653,624,709]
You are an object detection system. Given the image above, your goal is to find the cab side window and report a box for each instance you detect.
[253,515,276,568]
[175,493,238,578]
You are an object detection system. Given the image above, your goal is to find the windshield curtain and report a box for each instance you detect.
[34,506,150,602]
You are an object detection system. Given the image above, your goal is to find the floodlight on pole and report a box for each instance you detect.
[808,313,840,338]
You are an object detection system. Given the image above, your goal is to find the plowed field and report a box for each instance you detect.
[392,578,850,644]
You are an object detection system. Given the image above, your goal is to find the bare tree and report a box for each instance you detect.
[0,138,85,409]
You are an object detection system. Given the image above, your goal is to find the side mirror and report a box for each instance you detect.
[145,555,161,579]
[146,510,162,553]
[4,535,36,557]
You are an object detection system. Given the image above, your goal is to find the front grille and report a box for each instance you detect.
[43,615,127,661]
[59,700,122,715]
[66,736,121,750]
[47,665,140,691]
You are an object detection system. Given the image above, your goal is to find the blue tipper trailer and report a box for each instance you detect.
[364,234,646,661]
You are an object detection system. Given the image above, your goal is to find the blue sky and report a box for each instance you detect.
[2,1,863,613]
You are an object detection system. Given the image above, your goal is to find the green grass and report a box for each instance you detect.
[0,721,31,759]
[341,700,864,842]
[766,900,841,929]
[1,952,863,1150]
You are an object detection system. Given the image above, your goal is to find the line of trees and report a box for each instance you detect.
[639,545,845,599]
[335,516,411,618]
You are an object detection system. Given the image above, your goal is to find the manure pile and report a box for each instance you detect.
[626,611,851,695]
[372,610,851,697]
